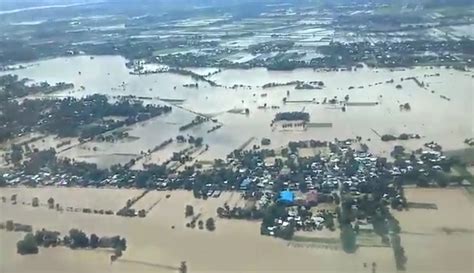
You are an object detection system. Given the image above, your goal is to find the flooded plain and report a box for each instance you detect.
[1,187,473,273]
[0,187,397,273]
[393,187,474,273]
[2,55,473,167]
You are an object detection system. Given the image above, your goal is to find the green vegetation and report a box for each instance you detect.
[274,112,310,122]
[0,74,73,100]
[17,233,39,255]
[13,225,127,256]
[0,94,172,142]
[340,224,357,253]
[205,217,216,231]
[185,205,194,217]
[179,116,209,131]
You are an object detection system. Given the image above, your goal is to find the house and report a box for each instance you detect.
[240,178,252,190]
[278,190,294,205]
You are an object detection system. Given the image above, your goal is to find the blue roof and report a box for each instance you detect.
[240,178,252,189]
[279,190,294,203]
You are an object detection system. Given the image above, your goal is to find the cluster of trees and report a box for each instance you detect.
[0,99,54,142]
[295,81,324,89]
[261,138,271,146]
[259,204,295,240]
[44,95,171,138]
[340,224,357,253]
[207,125,222,133]
[16,228,127,255]
[0,74,73,100]
[15,148,110,184]
[262,81,301,89]
[248,41,294,54]
[179,116,208,131]
[399,103,411,111]
[274,112,310,122]
[205,218,216,231]
[152,38,474,70]
[185,205,194,217]
[1,220,33,233]
[17,233,39,255]
[381,133,420,142]
[0,94,172,142]
[289,140,329,153]
[217,203,263,220]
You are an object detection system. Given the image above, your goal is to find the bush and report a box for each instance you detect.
[6,220,14,231]
[381,134,397,142]
[47,198,55,209]
[205,218,216,231]
[261,138,271,146]
[340,224,357,253]
[17,233,39,255]
[35,229,60,247]
[185,205,194,217]
[274,112,310,122]
[32,197,39,207]
[90,234,99,248]
[68,229,89,249]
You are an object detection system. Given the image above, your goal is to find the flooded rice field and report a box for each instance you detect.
[0,187,398,273]
[2,187,472,273]
[3,55,473,167]
[393,188,474,273]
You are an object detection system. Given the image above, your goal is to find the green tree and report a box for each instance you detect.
[0,176,6,187]
[90,234,99,248]
[6,220,14,231]
[195,137,203,147]
[17,233,39,255]
[205,217,216,231]
[185,205,194,217]
[340,224,357,253]
[68,229,89,248]
[47,197,55,209]
[118,238,127,251]
[32,197,39,207]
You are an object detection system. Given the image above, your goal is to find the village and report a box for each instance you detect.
[2,132,472,272]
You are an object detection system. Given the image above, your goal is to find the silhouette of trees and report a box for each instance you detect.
[274,112,310,122]
[68,229,89,249]
[47,198,55,209]
[32,197,39,207]
[6,220,14,231]
[90,234,99,248]
[17,233,39,255]
[205,218,216,231]
[340,224,357,253]
[34,229,60,247]
[185,205,194,217]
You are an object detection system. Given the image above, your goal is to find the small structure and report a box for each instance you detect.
[278,190,294,205]
[240,178,252,190]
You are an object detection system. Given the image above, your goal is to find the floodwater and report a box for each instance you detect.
[0,187,398,273]
[393,188,474,273]
[3,55,473,167]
